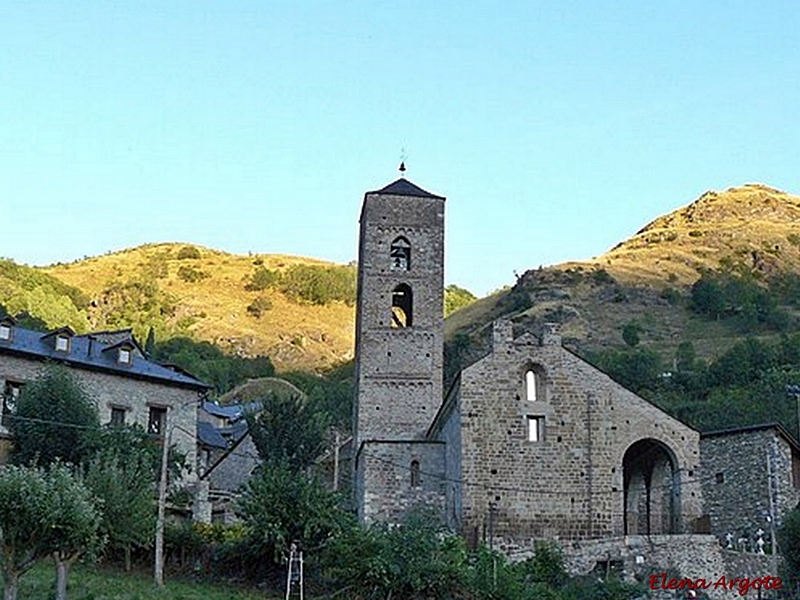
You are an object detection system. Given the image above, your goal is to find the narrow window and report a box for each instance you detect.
[793,455,800,490]
[391,284,413,328]
[0,323,11,341]
[410,460,421,487]
[148,406,167,436]
[527,416,544,442]
[525,370,537,402]
[2,381,23,428]
[715,472,725,484]
[110,407,126,427]
[390,237,411,271]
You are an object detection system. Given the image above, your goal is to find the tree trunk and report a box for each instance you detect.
[3,571,19,600]
[55,557,69,600]
[124,546,131,573]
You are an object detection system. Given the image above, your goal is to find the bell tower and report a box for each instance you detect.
[353,176,446,520]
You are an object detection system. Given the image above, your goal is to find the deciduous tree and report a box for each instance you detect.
[9,366,100,468]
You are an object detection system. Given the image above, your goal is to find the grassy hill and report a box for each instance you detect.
[42,243,356,372]
[5,182,799,381]
[445,184,800,375]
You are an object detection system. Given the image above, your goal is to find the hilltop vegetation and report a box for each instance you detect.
[444,184,800,435]
[41,244,357,372]
[0,259,90,332]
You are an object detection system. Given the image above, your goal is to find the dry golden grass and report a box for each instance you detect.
[44,243,355,372]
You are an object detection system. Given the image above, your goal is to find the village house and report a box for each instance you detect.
[0,315,209,478]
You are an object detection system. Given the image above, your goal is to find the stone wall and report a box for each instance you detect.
[701,426,800,551]
[559,535,781,600]
[454,320,703,545]
[356,440,445,523]
[0,354,199,480]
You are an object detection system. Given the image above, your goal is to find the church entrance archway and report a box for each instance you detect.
[623,439,679,535]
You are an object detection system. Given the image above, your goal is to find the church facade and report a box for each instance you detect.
[352,177,705,547]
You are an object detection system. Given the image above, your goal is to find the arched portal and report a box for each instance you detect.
[622,439,680,535]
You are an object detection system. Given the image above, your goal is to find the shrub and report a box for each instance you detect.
[177,265,208,283]
[246,296,273,318]
[279,264,356,306]
[176,245,201,260]
[245,267,281,291]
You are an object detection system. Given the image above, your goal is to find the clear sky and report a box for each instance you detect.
[1,2,798,296]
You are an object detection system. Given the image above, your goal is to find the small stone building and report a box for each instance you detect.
[0,317,208,476]
[352,177,704,549]
[701,423,800,550]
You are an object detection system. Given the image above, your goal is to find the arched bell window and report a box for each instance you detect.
[390,237,411,271]
[391,284,413,328]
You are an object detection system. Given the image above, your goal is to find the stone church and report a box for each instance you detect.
[352,177,705,549]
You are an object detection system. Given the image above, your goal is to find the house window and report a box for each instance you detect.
[391,284,413,328]
[148,406,167,436]
[118,348,132,364]
[525,370,537,402]
[0,323,11,341]
[110,407,126,427]
[390,237,411,271]
[410,460,421,488]
[2,381,23,428]
[527,416,545,442]
[55,335,70,352]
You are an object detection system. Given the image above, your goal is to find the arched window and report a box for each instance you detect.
[391,284,413,328]
[525,370,537,402]
[390,237,411,271]
[410,460,421,487]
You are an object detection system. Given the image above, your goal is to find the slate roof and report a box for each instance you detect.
[198,421,229,449]
[701,421,800,452]
[201,400,262,422]
[0,323,209,391]
[369,178,444,200]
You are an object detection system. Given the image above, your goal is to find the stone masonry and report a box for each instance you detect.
[701,424,800,552]
[0,327,207,481]
[353,178,447,523]
[430,320,703,545]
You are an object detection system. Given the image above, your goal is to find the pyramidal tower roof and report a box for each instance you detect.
[369,178,444,200]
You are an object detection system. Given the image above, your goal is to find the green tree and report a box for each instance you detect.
[236,464,351,564]
[690,275,725,319]
[44,464,103,600]
[83,426,156,571]
[9,366,100,468]
[779,507,800,588]
[0,465,102,600]
[247,392,329,472]
[0,465,51,600]
[621,321,642,347]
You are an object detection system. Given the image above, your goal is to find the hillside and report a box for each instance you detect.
[6,183,799,380]
[445,184,800,373]
[42,244,356,372]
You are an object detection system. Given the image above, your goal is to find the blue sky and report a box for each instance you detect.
[1,2,798,296]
